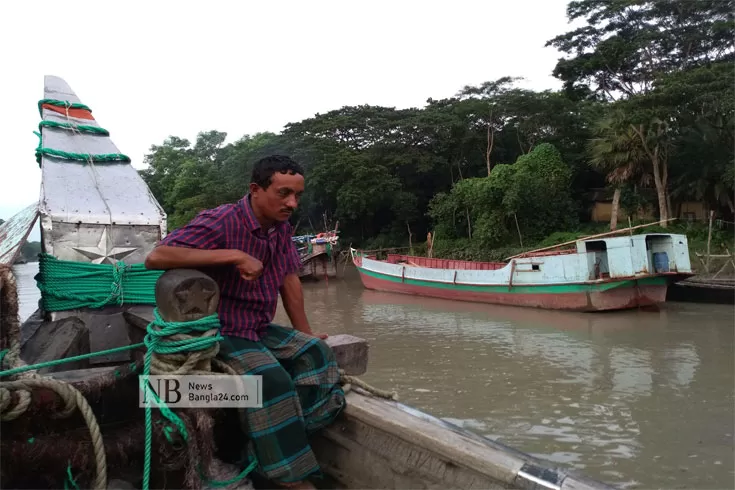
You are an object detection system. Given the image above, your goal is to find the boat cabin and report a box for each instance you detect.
[576,233,692,280]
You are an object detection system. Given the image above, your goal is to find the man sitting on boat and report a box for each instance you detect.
[144,155,346,489]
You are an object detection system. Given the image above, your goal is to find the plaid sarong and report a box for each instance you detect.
[219,324,346,484]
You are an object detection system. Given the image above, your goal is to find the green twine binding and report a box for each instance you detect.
[39,120,110,136]
[38,98,92,117]
[35,253,163,311]
[0,343,146,378]
[63,463,80,490]
[199,457,259,488]
[34,98,131,165]
[34,129,131,166]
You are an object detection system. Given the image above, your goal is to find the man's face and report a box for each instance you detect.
[250,171,304,223]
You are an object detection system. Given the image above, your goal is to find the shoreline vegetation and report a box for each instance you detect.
[136,1,733,276]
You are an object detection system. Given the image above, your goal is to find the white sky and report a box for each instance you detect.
[0,0,576,241]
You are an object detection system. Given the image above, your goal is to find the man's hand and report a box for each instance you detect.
[235,252,263,281]
[313,333,329,340]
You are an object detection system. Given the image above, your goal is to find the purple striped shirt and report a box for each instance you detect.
[159,195,302,341]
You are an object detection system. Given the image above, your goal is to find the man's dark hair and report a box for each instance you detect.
[250,155,304,189]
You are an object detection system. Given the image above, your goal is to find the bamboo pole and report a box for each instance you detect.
[504,218,677,260]
[513,213,523,248]
[706,210,714,272]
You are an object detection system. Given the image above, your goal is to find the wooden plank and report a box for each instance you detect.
[325,334,368,376]
[48,365,119,383]
[20,317,91,374]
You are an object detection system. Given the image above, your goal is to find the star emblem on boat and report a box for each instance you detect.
[72,228,138,264]
[175,280,216,316]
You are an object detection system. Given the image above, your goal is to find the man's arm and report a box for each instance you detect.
[145,210,263,279]
[145,246,246,270]
[278,228,326,339]
[280,272,315,335]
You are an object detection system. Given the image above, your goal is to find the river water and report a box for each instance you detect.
[11,261,735,489]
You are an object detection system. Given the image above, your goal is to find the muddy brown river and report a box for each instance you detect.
[12,262,735,489]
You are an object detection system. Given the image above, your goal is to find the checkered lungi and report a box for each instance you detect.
[219,324,346,484]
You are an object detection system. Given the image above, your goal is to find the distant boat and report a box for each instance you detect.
[351,231,695,312]
[292,230,339,280]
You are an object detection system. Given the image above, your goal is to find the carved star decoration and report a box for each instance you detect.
[72,228,138,264]
[175,280,216,316]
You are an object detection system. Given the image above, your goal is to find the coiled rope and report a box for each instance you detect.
[0,265,108,489]
[36,253,163,311]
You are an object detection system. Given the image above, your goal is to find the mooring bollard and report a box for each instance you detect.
[154,269,221,372]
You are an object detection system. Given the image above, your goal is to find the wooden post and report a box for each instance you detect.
[154,269,221,372]
[325,334,368,376]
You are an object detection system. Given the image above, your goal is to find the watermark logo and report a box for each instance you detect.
[139,374,262,408]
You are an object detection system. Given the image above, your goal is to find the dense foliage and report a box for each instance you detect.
[139,0,734,254]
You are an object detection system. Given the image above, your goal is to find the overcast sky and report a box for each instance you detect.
[1,0,577,240]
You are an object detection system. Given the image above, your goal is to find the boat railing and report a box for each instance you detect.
[385,254,505,271]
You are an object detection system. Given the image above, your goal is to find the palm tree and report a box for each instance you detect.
[588,116,651,230]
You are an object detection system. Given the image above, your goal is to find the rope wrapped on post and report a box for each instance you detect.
[35,253,163,311]
[138,307,249,490]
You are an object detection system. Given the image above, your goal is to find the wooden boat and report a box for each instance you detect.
[293,232,339,281]
[350,231,695,312]
[667,276,735,305]
[0,75,615,490]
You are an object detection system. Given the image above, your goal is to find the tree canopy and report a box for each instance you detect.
[139,0,734,252]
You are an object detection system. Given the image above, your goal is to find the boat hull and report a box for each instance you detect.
[299,253,338,281]
[311,391,613,490]
[356,266,685,312]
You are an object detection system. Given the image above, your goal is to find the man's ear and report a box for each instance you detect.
[249,182,259,194]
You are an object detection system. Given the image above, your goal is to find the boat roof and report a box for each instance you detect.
[0,203,39,266]
[580,232,688,244]
[38,75,166,228]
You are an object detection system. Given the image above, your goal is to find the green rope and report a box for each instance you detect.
[38,98,93,117]
[39,120,110,136]
[199,457,259,488]
[33,130,130,166]
[63,463,80,490]
[139,308,224,490]
[0,343,144,378]
[0,349,6,369]
[35,253,163,311]
[35,98,128,164]
[35,146,131,164]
